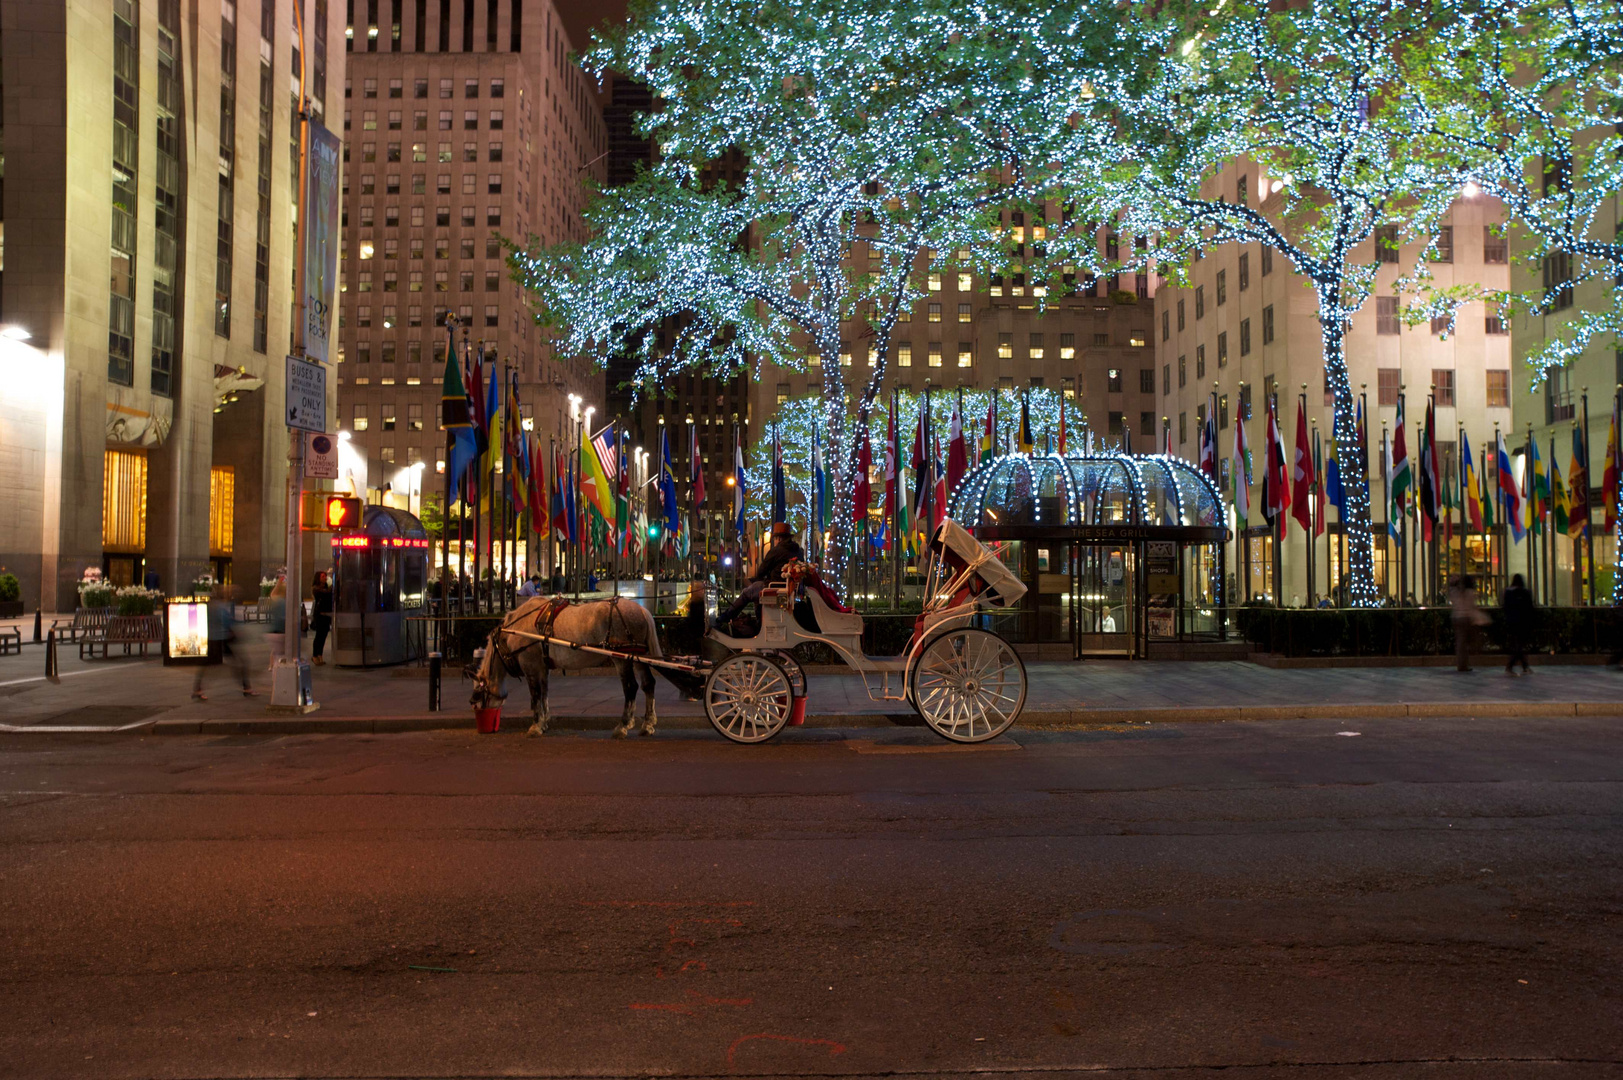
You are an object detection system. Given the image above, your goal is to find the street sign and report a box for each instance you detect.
[305,431,340,479]
[285,354,326,433]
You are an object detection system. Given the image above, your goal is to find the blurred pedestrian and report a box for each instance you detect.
[193,585,255,701]
[1449,574,1488,672]
[1501,573,1533,676]
[310,571,333,665]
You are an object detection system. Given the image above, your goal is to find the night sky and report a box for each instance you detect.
[555,0,629,53]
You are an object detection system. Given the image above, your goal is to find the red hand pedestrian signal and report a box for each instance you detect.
[324,496,362,530]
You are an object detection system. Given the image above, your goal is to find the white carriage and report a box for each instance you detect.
[701,519,1030,744]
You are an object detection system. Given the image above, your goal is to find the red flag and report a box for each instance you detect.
[528,432,548,524]
[883,402,898,523]
[947,395,968,490]
[1265,395,1291,535]
[854,422,872,527]
[1057,395,1068,456]
[690,422,706,507]
[1603,397,1619,532]
[932,432,948,528]
[1291,399,1315,533]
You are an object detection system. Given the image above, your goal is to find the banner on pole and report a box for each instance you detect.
[302,120,342,364]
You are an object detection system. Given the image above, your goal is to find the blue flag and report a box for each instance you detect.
[733,429,747,540]
[659,426,680,536]
[447,427,478,506]
[1326,449,1344,510]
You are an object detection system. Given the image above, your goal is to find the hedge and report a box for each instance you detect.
[1236,604,1623,657]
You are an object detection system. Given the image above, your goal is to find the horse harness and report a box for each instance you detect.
[491,595,645,676]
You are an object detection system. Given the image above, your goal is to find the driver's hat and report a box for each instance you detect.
[770,522,793,538]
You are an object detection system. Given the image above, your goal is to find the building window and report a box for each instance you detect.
[1240,317,1251,356]
[1177,298,1186,330]
[1430,313,1451,336]
[1485,315,1507,335]
[1377,296,1401,335]
[489,110,503,130]
[1486,369,1510,408]
[1162,309,1170,341]
[1062,377,1075,399]
[1433,369,1456,407]
[957,344,973,368]
[1375,224,1400,264]
[957,272,972,291]
[1178,355,1187,388]
[1377,367,1401,407]
[928,343,943,368]
[381,403,396,432]
[897,344,912,368]
[1483,226,1508,264]
[1141,411,1156,437]
[1238,252,1250,292]
[1217,331,1228,368]
[1196,345,1206,379]
[1139,368,1155,394]
[353,405,368,431]
[1261,247,1273,276]
[490,78,504,98]
[1216,270,1227,306]
[1163,364,1171,396]
[1543,250,1574,311]
[102,450,148,553]
[997,334,1012,360]
[958,303,972,324]
[1179,412,1188,444]
[1107,368,1123,393]
[928,272,942,292]
[1029,333,1044,360]
[928,303,941,323]
[1218,394,1229,429]
[1195,285,1205,319]
[1059,333,1075,360]
[1262,305,1275,345]
[1433,225,1454,264]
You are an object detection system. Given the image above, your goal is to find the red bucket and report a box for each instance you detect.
[474,707,502,734]
[788,697,807,727]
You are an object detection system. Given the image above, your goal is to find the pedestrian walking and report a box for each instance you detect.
[193,585,256,701]
[310,571,333,665]
[1448,574,1488,672]
[1501,573,1533,676]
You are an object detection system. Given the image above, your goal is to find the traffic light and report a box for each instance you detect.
[647,523,661,540]
[323,495,362,530]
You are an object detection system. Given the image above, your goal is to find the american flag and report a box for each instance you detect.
[590,425,618,483]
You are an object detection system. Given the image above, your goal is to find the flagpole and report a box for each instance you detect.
[1460,424,1470,594]
[1380,421,1389,603]
[1549,434,1558,603]
[1582,388,1595,606]
[891,388,901,612]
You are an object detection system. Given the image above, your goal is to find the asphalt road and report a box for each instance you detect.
[0,717,1619,1079]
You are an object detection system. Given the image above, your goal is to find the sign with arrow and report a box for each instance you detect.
[285,354,326,434]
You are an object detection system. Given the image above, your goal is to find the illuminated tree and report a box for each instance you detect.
[512,0,1119,577]
[1068,0,1468,607]
[1408,0,1623,374]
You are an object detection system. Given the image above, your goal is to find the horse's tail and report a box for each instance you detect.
[633,601,663,660]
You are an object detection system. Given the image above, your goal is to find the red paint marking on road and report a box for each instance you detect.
[629,991,754,1018]
[726,1033,848,1066]
[679,960,709,972]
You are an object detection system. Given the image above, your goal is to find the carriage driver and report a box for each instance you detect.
[712,522,805,629]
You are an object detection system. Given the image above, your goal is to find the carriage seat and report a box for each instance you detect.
[804,586,863,637]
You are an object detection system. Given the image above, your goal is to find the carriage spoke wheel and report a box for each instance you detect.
[704,653,794,744]
[909,628,1027,743]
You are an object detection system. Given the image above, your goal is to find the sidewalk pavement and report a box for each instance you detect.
[3,620,1621,735]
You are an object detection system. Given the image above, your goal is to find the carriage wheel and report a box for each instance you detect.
[704,653,794,744]
[908,628,1027,743]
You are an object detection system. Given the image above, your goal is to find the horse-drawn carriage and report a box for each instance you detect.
[471,519,1030,744]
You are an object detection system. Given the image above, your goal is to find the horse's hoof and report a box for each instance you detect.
[612,726,630,740]
[526,723,546,738]
[640,725,656,737]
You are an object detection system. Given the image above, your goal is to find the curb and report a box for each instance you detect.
[4,700,1620,736]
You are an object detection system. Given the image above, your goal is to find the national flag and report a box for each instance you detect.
[932,431,948,529]
[1419,398,1439,543]
[1569,423,1590,535]
[504,376,525,507]
[1552,454,1570,535]
[1497,429,1525,542]
[1390,396,1412,518]
[1325,438,1345,513]
[479,356,503,515]
[853,420,872,528]
[674,511,691,560]
[768,425,786,524]
[1462,437,1483,532]
[947,394,968,490]
[440,322,472,430]
[813,423,829,537]
[1312,426,1327,537]
[466,339,487,445]
[1056,394,1068,457]
[1201,393,1219,482]
[550,444,567,542]
[579,422,617,526]
[1017,393,1034,453]
[1291,398,1315,533]
[1163,419,1173,457]
[563,455,578,545]
[614,432,631,556]
[1263,393,1291,534]
[911,393,929,531]
[1605,397,1620,532]
[1528,435,1549,535]
[732,428,746,540]
[528,432,548,530]
[1232,406,1251,530]
[442,332,478,506]
[1479,442,1495,530]
[689,422,706,507]
[979,396,995,465]
[883,401,898,534]
[660,426,680,537]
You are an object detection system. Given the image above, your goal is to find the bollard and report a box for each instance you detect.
[45,630,59,684]
[33,610,42,643]
[428,651,442,712]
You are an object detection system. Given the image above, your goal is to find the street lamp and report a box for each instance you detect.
[0,325,32,341]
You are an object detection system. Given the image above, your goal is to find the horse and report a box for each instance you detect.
[470,596,688,738]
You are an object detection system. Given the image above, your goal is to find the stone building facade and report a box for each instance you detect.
[334,0,601,533]
[0,0,346,610]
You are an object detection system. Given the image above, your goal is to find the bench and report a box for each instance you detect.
[0,627,20,656]
[52,608,112,644]
[80,615,164,659]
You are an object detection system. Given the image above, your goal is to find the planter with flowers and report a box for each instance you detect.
[0,572,21,618]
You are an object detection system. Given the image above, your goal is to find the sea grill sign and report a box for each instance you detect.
[285,354,326,434]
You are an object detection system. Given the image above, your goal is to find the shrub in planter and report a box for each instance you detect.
[114,586,161,617]
[0,573,19,603]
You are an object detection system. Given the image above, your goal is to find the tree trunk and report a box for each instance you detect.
[1318,289,1379,607]
[818,323,855,583]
